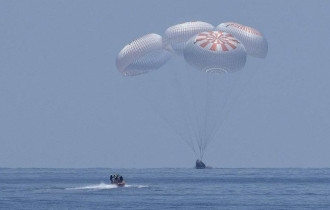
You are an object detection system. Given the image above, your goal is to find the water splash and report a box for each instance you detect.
[66,183,117,190]
[125,184,148,189]
[66,182,148,190]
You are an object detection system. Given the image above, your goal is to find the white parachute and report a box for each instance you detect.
[216,22,268,58]
[116,21,267,162]
[163,21,214,55]
[116,33,172,76]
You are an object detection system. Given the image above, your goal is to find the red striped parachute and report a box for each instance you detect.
[116,21,267,162]
[184,31,246,73]
[216,22,268,58]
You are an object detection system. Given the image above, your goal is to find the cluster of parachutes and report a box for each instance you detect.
[116,21,268,161]
[117,21,267,76]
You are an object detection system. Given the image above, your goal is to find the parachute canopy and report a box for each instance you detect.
[163,21,214,55]
[184,31,247,73]
[116,33,172,76]
[216,22,268,58]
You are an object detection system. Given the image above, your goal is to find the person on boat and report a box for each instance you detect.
[110,174,124,184]
[110,174,116,183]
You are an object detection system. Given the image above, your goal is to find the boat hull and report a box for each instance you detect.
[113,181,126,187]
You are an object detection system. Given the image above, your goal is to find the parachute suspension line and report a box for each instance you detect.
[205,76,236,144]
[209,66,262,143]
[197,73,204,161]
[198,73,210,161]
[185,63,204,158]
[207,67,263,145]
[131,76,197,158]
[202,73,208,148]
[202,76,227,144]
[173,69,200,158]
[202,73,213,156]
[202,74,221,155]
[205,74,240,144]
[139,90,198,157]
[201,74,216,160]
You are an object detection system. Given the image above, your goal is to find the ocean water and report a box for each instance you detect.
[1,168,330,209]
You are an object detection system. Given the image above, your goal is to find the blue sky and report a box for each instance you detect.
[1,0,330,168]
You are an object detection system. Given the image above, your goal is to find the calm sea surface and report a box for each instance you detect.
[1,168,330,209]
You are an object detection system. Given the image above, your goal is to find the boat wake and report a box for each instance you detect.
[66,182,148,191]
